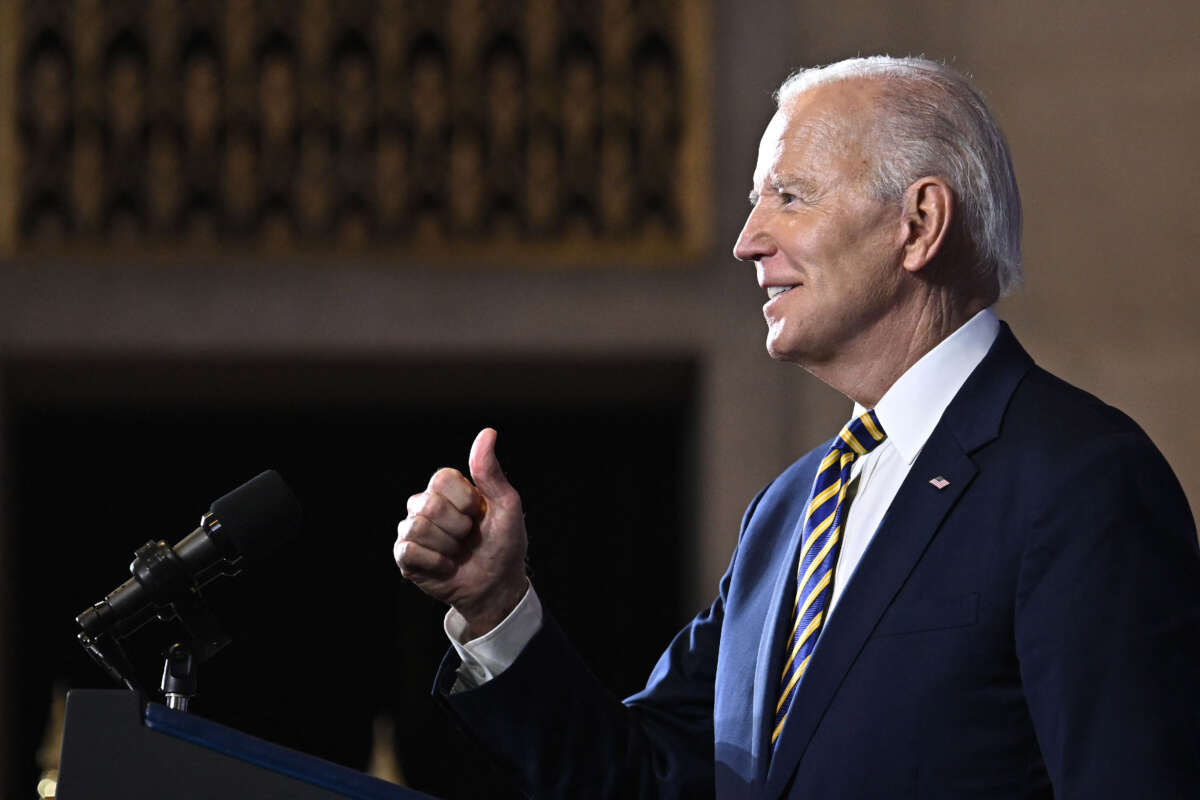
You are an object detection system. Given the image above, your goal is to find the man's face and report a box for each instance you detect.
[733,81,907,368]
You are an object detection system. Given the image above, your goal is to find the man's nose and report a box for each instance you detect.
[732,207,773,263]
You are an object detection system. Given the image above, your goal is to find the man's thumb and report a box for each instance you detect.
[469,427,513,500]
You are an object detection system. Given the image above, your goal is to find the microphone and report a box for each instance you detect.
[76,469,302,641]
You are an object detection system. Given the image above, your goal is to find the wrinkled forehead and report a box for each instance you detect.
[752,110,837,184]
[752,80,881,186]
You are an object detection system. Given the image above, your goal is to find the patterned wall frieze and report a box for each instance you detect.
[3,0,712,265]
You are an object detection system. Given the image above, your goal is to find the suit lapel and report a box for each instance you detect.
[762,323,1033,796]
[764,440,977,794]
[749,448,828,786]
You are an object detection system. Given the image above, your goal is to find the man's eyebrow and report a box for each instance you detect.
[770,171,820,194]
[748,172,821,206]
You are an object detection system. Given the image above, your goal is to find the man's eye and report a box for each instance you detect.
[780,193,796,206]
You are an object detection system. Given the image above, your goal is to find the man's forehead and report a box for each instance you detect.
[751,111,846,186]
[752,80,879,184]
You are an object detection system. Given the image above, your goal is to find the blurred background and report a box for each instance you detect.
[0,0,1197,797]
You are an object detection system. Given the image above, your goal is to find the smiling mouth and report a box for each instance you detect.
[766,284,800,299]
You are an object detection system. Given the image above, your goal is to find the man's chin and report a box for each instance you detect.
[766,330,825,368]
[765,337,801,363]
[765,318,804,360]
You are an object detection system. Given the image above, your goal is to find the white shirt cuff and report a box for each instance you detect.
[443,582,543,692]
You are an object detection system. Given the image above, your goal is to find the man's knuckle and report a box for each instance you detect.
[407,514,430,536]
[429,468,462,492]
[424,492,446,517]
[493,489,522,512]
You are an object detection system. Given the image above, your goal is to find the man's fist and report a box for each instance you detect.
[393,428,528,638]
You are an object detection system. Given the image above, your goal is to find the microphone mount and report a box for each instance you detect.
[76,512,235,697]
[73,469,301,703]
[77,512,235,651]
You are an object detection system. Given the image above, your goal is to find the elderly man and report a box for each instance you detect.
[394,57,1200,798]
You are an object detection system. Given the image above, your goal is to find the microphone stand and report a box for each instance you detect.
[160,643,197,711]
[78,629,148,696]
[77,533,233,705]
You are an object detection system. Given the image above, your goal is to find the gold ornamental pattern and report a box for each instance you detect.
[1,0,712,265]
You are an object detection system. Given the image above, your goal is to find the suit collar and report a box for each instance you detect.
[763,322,1034,796]
[859,308,1001,465]
[942,322,1034,453]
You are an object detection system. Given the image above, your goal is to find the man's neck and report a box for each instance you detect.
[804,293,990,408]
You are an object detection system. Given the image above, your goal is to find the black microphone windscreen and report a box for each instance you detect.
[209,470,302,563]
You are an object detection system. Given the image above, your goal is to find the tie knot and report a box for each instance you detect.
[837,409,887,457]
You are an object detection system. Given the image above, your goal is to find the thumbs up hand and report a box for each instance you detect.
[394,428,529,638]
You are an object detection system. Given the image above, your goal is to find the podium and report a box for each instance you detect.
[57,690,435,799]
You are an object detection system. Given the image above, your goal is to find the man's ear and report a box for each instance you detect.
[900,177,953,273]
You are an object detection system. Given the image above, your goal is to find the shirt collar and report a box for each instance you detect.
[852,308,1000,465]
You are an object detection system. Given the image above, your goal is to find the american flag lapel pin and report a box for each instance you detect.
[929,476,950,490]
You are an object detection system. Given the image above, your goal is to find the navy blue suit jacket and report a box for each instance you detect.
[435,325,1200,798]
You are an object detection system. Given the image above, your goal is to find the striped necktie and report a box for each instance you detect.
[773,409,887,749]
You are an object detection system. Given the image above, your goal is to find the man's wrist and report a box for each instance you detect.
[444,582,543,691]
[457,576,530,640]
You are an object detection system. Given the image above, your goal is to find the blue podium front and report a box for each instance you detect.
[57,690,435,800]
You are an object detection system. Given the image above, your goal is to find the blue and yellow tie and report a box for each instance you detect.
[773,409,886,748]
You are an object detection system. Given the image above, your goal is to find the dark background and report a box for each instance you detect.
[5,1,1199,797]
[5,356,696,798]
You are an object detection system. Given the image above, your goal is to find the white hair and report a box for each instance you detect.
[776,56,1023,298]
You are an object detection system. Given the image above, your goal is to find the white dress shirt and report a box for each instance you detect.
[446,308,1001,690]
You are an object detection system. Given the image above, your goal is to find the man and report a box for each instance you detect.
[393,57,1200,797]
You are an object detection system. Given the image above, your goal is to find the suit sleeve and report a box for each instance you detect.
[1015,431,1200,797]
[431,485,772,799]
